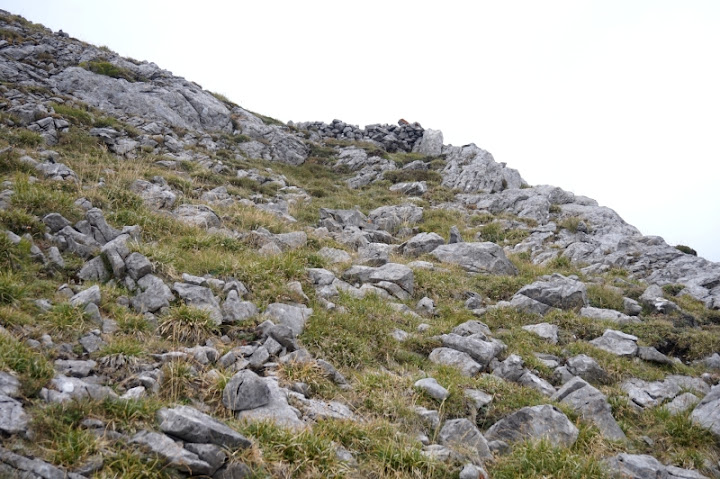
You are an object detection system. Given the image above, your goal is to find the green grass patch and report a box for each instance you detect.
[0,331,54,395]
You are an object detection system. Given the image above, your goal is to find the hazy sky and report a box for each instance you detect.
[3,1,719,261]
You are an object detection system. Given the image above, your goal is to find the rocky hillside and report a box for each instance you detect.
[0,10,719,479]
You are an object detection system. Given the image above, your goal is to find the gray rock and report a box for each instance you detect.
[213,462,252,479]
[54,359,96,378]
[173,204,221,229]
[452,320,492,338]
[514,274,587,310]
[428,348,483,377]
[368,204,423,233]
[78,256,110,282]
[223,370,271,412]
[441,333,505,368]
[236,378,304,429]
[356,243,391,266]
[0,373,20,398]
[638,346,674,365]
[389,181,428,196]
[317,247,351,264]
[639,285,679,314]
[438,418,492,463]
[263,303,312,336]
[552,377,626,441]
[590,329,638,357]
[414,377,449,401]
[690,384,720,438]
[132,274,174,313]
[46,375,117,402]
[158,405,252,448]
[85,208,121,243]
[604,453,708,479]
[416,296,435,316]
[459,463,489,479]
[368,263,414,295]
[318,208,368,229]
[484,404,579,447]
[465,389,493,410]
[130,179,177,209]
[521,322,558,344]
[43,213,71,233]
[173,282,222,324]
[623,297,643,316]
[0,393,28,435]
[432,242,518,275]
[665,392,699,415]
[622,376,708,409]
[0,445,85,479]
[414,406,440,430]
[402,232,444,257]
[412,129,443,156]
[184,443,226,475]
[566,354,609,384]
[69,285,101,308]
[131,430,213,475]
[449,225,463,244]
[125,252,153,280]
[698,353,720,370]
[492,354,526,382]
[441,143,523,193]
[580,306,636,323]
[222,291,258,323]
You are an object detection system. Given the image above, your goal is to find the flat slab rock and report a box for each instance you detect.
[0,445,85,479]
[484,404,579,448]
[605,453,709,479]
[131,430,214,476]
[158,405,251,449]
[431,242,518,275]
[690,384,720,439]
[590,329,638,357]
[551,377,626,441]
[513,273,588,311]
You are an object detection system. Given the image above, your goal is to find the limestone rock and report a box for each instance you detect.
[690,385,720,439]
[131,430,213,475]
[222,370,271,412]
[521,322,558,343]
[158,405,252,448]
[552,377,626,441]
[0,394,28,435]
[438,418,492,464]
[429,348,482,377]
[590,329,638,357]
[431,242,518,275]
[484,404,579,448]
[414,377,449,401]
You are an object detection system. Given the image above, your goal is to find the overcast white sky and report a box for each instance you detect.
[3,1,719,261]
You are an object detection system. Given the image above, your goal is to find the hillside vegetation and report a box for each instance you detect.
[0,10,719,479]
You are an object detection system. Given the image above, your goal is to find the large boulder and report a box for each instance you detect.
[368,204,423,233]
[590,329,638,357]
[690,384,720,439]
[431,242,518,275]
[0,394,28,435]
[222,370,270,412]
[157,405,252,448]
[513,274,587,311]
[401,232,445,257]
[55,66,233,132]
[412,129,443,156]
[484,404,579,448]
[440,144,523,193]
[552,377,626,441]
[438,418,492,464]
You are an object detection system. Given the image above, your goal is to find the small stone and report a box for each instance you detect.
[414,377,449,401]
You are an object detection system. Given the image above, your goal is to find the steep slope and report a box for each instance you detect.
[0,11,719,479]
